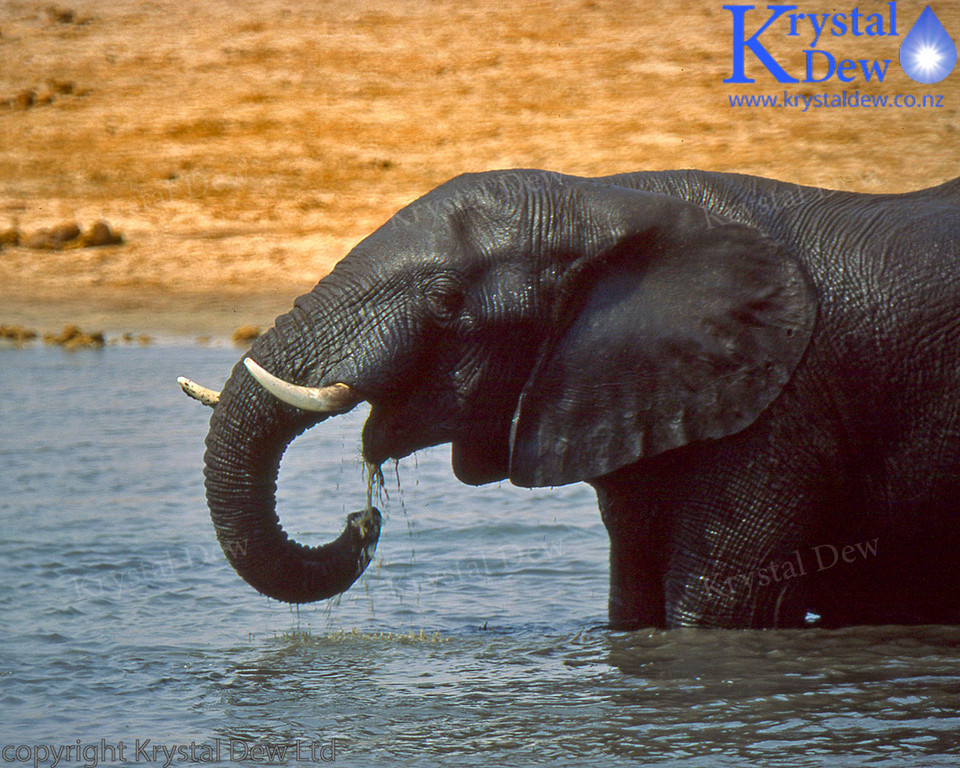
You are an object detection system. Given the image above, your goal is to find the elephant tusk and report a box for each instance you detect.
[178,376,221,407]
[243,358,362,413]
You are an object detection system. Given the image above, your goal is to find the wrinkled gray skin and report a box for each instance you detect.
[200,169,960,629]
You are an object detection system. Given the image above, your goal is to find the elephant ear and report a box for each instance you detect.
[508,197,817,488]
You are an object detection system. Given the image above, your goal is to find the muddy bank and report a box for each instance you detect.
[0,318,265,348]
[1,0,957,337]
[0,290,289,343]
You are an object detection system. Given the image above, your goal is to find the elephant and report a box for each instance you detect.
[179,168,960,629]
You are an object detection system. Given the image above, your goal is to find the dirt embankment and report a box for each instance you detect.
[1,0,957,339]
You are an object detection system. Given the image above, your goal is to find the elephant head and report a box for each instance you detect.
[181,170,815,603]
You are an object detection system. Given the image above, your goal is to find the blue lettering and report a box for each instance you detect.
[850,8,865,35]
[808,13,829,47]
[837,58,857,82]
[727,93,780,107]
[724,5,800,84]
[859,58,891,81]
[726,2,899,85]
[831,13,847,38]
[805,49,836,82]
[787,12,801,36]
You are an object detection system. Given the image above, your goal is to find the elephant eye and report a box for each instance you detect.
[424,276,467,324]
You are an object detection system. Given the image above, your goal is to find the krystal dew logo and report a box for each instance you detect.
[724,3,957,85]
[901,5,957,82]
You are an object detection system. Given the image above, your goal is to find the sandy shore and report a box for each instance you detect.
[1,0,958,340]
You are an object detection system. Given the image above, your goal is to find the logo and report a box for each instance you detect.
[899,6,957,83]
[724,3,956,85]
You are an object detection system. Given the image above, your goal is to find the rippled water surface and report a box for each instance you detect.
[2,345,960,766]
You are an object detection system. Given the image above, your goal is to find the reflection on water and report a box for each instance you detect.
[1,346,959,766]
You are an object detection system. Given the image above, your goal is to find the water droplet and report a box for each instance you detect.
[899,6,957,84]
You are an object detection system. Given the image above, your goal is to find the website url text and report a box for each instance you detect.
[729,90,945,110]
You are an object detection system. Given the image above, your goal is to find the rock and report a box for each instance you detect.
[47,79,75,95]
[45,6,76,24]
[0,325,38,344]
[118,332,152,345]
[13,89,36,110]
[16,221,122,251]
[232,325,261,345]
[43,325,105,349]
[23,230,57,249]
[22,221,91,250]
[81,220,123,247]
[4,79,77,111]
[50,222,81,244]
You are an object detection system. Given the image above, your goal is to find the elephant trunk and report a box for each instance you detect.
[202,328,380,603]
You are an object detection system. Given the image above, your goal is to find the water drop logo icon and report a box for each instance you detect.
[899,6,957,84]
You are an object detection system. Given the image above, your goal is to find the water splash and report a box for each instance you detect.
[899,6,957,84]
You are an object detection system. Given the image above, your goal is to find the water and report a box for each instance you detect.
[2,344,960,766]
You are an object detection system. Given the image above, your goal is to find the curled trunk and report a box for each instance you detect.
[203,345,380,603]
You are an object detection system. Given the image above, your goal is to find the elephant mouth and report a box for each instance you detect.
[242,357,439,466]
[361,403,450,467]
